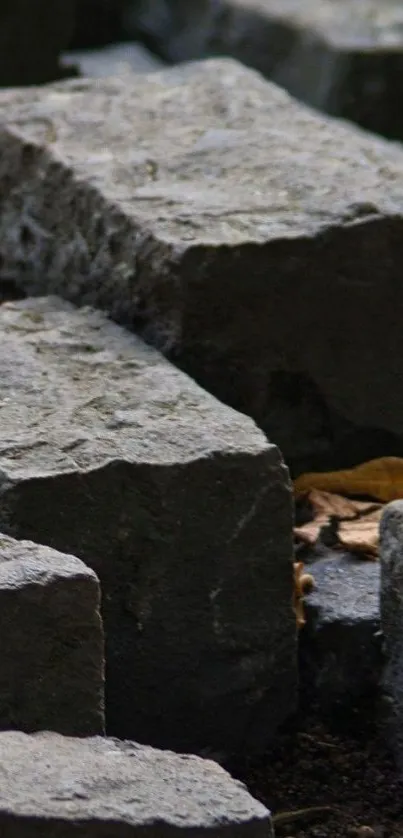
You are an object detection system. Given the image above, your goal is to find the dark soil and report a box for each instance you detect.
[232,712,403,838]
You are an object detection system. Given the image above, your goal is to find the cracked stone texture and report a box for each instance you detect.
[299,550,382,713]
[0,296,294,755]
[0,730,272,837]
[0,0,76,87]
[2,61,403,473]
[380,501,403,769]
[0,531,104,736]
[127,0,403,139]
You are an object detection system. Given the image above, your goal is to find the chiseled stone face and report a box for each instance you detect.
[0,730,273,837]
[0,296,295,755]
[0,531,104,736]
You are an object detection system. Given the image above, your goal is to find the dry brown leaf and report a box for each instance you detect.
[293,489,382,558]
[338,508,382,558]
[294,456,403,502]
[307,489,373,518]
[293,489,378,545]
[293,561,315,627]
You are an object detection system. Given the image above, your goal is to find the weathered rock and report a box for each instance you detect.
[379,501,403,768]
[0,295,294,755]
[300,550,382,713]
[0,532,104,736]
[0,730,273,836]
[62,41,165,78]
[0,0,76,87]
[2,60,403,473]
[126,0,403,139]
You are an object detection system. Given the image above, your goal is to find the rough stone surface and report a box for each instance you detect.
[0,730,273,837]
[380,501,403,768]
[0,295,294,755]
[127,0,403,139]
[62,41,165,78]
[0,531,104,736]
[2,60,403,474]
[300,550,382,712]
[0,0,76,87]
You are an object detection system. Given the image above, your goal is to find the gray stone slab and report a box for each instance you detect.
[380,501,403,768]
[0,531,104,736]
[0,730,272,837]
[0,295,294,756]
[300,551,382,712]
[127,0,403,139]
[2,61,403,474]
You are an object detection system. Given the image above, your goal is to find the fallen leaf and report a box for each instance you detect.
[294,456,403,502]
[293,489,382,558]
[338,508,381,558]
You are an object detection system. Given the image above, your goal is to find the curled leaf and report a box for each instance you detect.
[294,457,403,503]
[293,489,382,558]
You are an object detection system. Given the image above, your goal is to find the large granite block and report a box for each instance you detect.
[0,296,294,756]
[300,551,382,714]
[126,0,403,139]
[1,60,403,473]
[0,532,104,736]
[0,730,272,837]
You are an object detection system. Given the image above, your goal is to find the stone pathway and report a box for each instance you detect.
[2,1,403,833]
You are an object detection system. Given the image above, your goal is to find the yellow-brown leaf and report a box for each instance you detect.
[294,457,403,503]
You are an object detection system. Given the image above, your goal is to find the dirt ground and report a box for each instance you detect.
[232,711,403,838]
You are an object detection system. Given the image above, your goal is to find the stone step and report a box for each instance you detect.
[0,532,104,736]
[1,59,403,472]
[127,0,403,140]
[300,550,381,714]
[0,295,294,756]
[0,730,272,837]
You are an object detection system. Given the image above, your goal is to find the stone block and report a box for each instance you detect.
[0,296,294,756]
[0,0,76,87]
[300,550,382,714]
[0,730,272,837]
[126,0,403,139]
[2,60,403,473]
[380,501,403,768]
[0,532,104,736]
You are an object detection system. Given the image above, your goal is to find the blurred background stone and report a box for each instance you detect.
[118,0,403,141]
